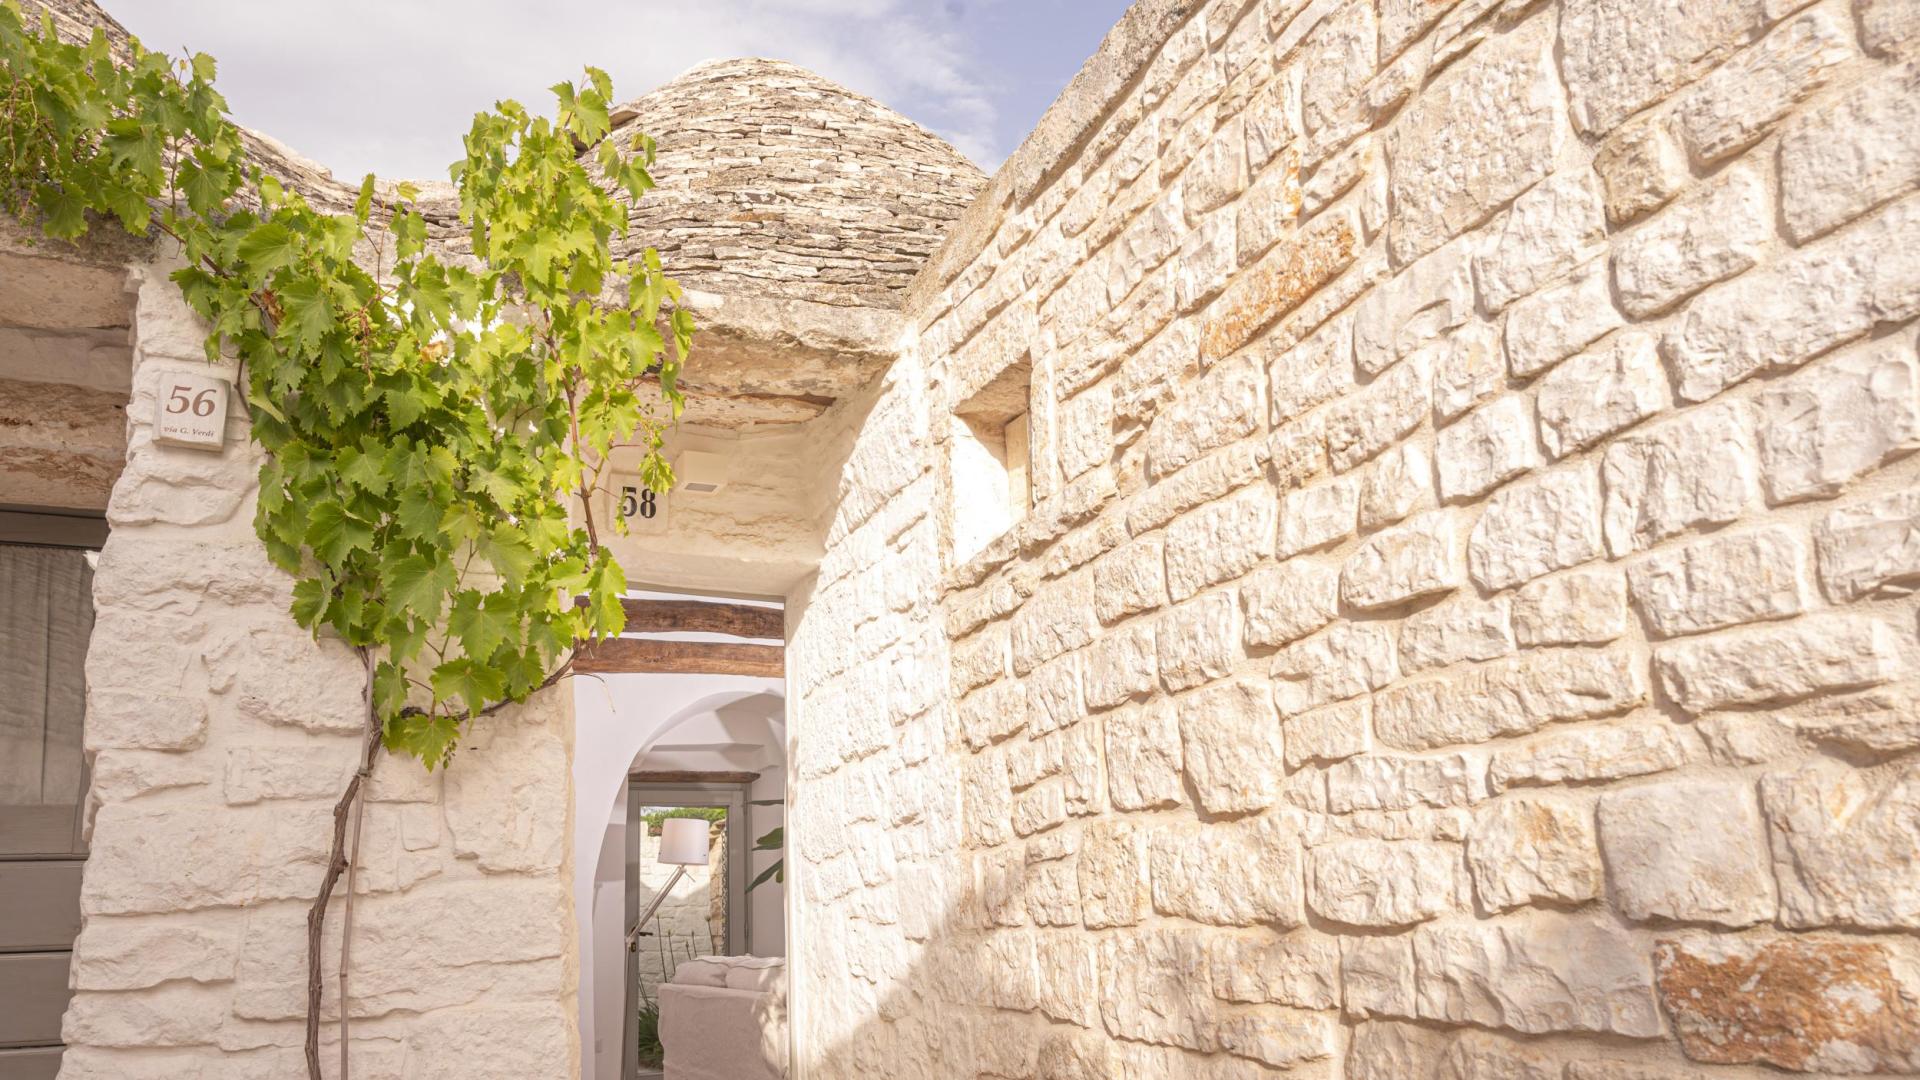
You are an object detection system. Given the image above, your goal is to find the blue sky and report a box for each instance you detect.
[107,0,1134,181]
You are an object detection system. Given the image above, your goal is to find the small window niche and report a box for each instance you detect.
[950,360,1032,566]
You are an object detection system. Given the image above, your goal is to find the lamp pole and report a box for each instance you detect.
[625,864,689,951]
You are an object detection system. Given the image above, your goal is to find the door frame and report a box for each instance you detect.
[621,779,750,1080]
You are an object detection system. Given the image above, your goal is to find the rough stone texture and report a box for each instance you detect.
[1467,796,1602,912]
[45,258,580,1075]
[1411,916,1662,1037]
[1655,935,1920,1072]
[1759,763,1920,930]
[53,0,1917,1074]
[1596,780,1777,927]
[1535,332,1669,458]
[1757,334,1920,505]
[788,3,1920,1071]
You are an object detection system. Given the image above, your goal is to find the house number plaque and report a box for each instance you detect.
[611,473,669,535]
[152,372,231,452]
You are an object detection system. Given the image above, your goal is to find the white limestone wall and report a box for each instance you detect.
[59,261,579,1080]
[788,0,1920,1076]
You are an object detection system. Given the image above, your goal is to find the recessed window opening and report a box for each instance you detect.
[950,359,1033,565]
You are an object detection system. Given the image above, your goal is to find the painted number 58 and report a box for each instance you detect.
[620,485,658,520]
[166,385,219,417]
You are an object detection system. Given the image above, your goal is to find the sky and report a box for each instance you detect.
[106,0,1135,182]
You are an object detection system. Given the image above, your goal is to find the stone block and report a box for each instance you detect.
[1215,1007,1337,1069]
[1150,815,1305,928]
[1780,59,1920,242]
[1057,384,1114,481]
[1358,439,1433,529]
[444,706,567,874]
[1083,621,1158,708]
[1436,395,1538,500]
[70,917,239,991]
[1026,654,1084,736]
[1098,929,1216,1051]
[964,752,1013,849]
[1412,915,1662,1036]
[1535,331,1669,457]
[1601,401,1759,556]
[1299,0,1378,136]
[1665,197,1920,402]
[1177,678,1283,814]
[1156,590,1241,691]
[202,623,366,734]
[1467,466,1604,591]
[1596,778,1776,927]
[1761,762,1920,930]
[1628,526,1809,639]
[1325,347,1431,472]
[1388,18,1564,261]
[83,803,331,915]
[1678,6,1855,164]
[1468,796,1602,912]
[1655,935,1920,1072]
[1270,622,1397,716]
[1504,258,1622,378]
[1474,171,1607,312]
[85,690,207,751]
[1012,574,1097,675]
[951,625,1008,695]
[1859,0,1920,54]
[961,680,1025,749]
[1165,486,1275,600]
[1268,310,1353,426]
[1375,647,1645,750]
[1013,782,1068,836]
[1327,752,1485,814]
[1202,208,1359,361]
[1237,147,1306,265]
[1815,488,1920,602]
[1654,614,1900,713]
[1275,475,1358,557]
[1776,681,1920,755]
[1284,699,1371,769]
[1429,321,1505,424]
[1487,720,1688,793]
[1339,510,1464,610]
[1240,558,1339,648]
[1035,933,1099,1026]
[1306,837,1465,927]
[223,745,355,805]
[1353,234,1476,377]
[1341,937,1416,1018]
[1106,700,1185,811]
[1559,0,1770,134]
[1594,118,1689,224]
[1079,820,1147,928]
[1146,355,1264,479]
[1510,567,1628,647]
[1612,162,1770,317]
[1757,333,1920,504]
[1212,935,1339,1008]
[1398,595,1513,673]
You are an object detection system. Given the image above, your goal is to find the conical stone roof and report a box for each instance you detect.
[607,58,988,312]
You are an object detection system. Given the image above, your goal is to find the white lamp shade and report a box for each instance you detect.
[658,817,712,865]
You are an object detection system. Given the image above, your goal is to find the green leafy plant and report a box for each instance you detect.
[641,805,727,834]
[748,798,784,892]
[635,997,664,1069]
[2,6,691,1077]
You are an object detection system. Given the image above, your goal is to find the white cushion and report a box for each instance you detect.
[723,959,786,993]
[670,958,731,988]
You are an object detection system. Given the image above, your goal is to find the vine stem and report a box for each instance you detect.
[307,648,381,1080]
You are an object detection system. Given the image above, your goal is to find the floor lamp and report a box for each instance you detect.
[626,816,713,951]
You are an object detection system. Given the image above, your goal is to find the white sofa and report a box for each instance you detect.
[659,955,788,1080]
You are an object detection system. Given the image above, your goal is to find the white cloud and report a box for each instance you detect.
[108,0,1004,181]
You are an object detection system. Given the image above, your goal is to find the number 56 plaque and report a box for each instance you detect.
[152,372,231,452]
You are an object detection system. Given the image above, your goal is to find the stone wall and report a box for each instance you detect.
[788,0,1920,1076]
[59,261,580,1080]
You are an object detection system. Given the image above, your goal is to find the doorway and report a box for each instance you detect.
[0,510,106,1080]
[623,778,751,1079]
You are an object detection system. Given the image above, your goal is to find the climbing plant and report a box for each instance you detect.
[2,5,691,1077]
